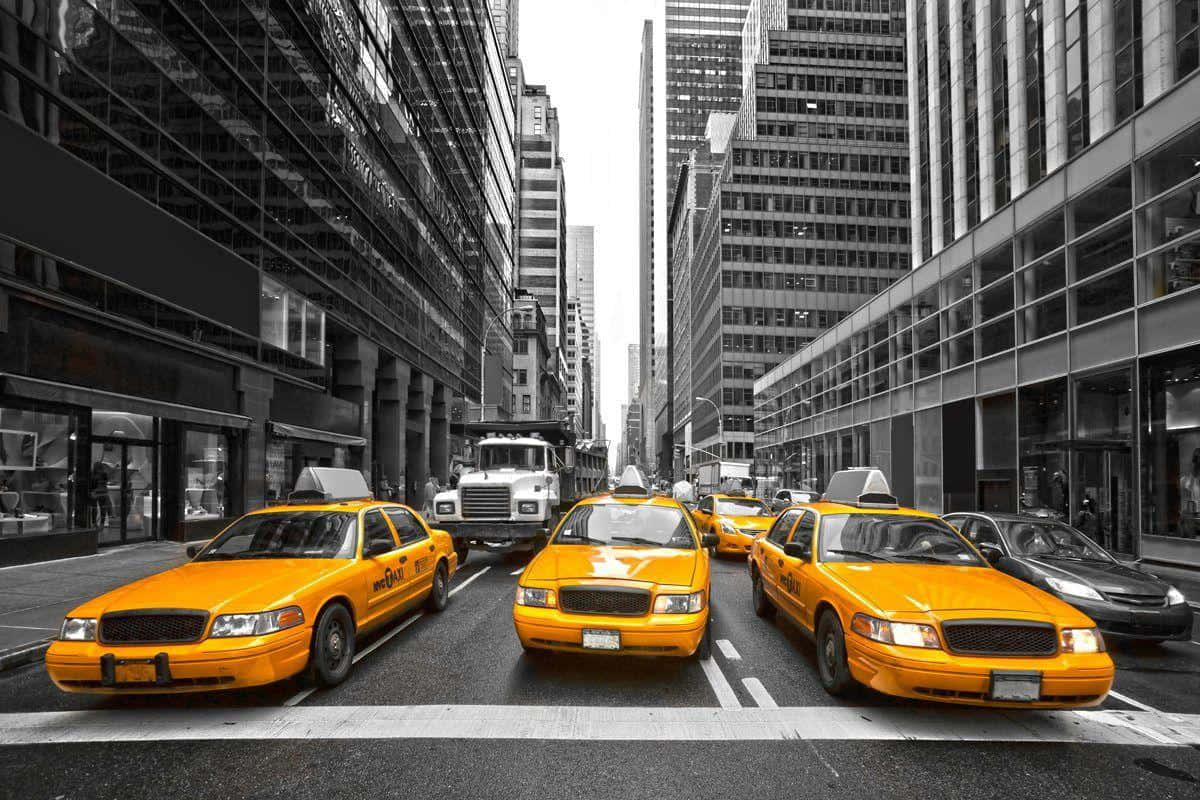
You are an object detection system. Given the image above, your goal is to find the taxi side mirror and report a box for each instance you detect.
[701,533,719,549]
[186,543,204,559]
[362,540,393,558]
[978,544,1003,565]
[783,541,811,561]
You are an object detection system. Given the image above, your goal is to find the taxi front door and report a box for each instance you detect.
[361,508,408,626]
[759,509,801,607]
[776,511,817,629]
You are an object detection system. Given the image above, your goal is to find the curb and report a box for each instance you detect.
[0,639,52,672]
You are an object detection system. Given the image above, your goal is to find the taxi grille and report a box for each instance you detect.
[461,486,511,519]
[940,620,1057,656]
[99,611,208,644]
[559,587,650,616]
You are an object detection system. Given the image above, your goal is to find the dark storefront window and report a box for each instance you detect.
[915,407,942,512]
[1141,347,1200,545]
[978,392,1017,511]
[1018,379,1069,520]
[183,430,228,522]
[0,400,86,536]
[1074,369,1134,553]
[266,436,361,504]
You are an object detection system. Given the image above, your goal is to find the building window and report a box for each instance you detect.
[515,369,528,386]
[1179,0,1200,79]
[260,277,326,365]
[1018,378,1069,519]
[1113,0,1144,123]
[1141,345,1200,541]
[183,429,228,522]
[1065,0,1090,157]
[991,0,1012,207]
[1024,0,1048,182]
[1074,368,1134,553]
[522,395,531,413]
[0,401,84,535]
[938,0,956,241]
[916,0,934,258]
[915,407,943,512]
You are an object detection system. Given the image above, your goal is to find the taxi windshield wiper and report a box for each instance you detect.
[825,548,893,562]
[556,534,601,545]
[229,551,296,559]
[194,552,233,561]
[609,536,673,547]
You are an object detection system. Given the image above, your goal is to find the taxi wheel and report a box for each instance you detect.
[692,615,713,660]
[752,571,775,618]
[815,611,854,697]
[309,604,356,688]
[425,561,449,612]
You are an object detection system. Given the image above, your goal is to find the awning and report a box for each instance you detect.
[269,421,366,447]
[1,374,251,429]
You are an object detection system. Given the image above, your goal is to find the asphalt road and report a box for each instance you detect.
[1,552,1199,799]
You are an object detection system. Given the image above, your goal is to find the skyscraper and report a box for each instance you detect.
[566,225,598,436]
[638,20,655,468]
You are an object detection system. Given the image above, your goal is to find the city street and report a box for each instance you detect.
[2,552,1199,799]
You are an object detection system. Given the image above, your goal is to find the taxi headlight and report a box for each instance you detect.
[517,501,539,515]
[59,617,97,641]
[720,520,739,535]
[851,613,941,649]
[1166,586,1187,606]
[515,587,556,608]
[210,606,304,638]
[1060,627,1105,653]
[653,591,704,614]
[1045,576,1104,602]
[435,502,455,516]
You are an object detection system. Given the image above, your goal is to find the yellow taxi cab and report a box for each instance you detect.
[513,466,718,658]
[690,492,776,556]
[45,468,457,694]
[750,468,1114,708]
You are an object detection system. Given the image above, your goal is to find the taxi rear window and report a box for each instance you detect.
[554,504,695,549]
[197,511,358,560]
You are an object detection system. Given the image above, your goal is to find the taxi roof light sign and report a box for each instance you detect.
[822,467,899,509]
[289,467,372,504]
[612,465,652,497]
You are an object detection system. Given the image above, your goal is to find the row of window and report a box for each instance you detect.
[754,121,907,144]
[723,333,816,354]
[767,41,905,64]
[787,14,896,34]
[731,173,908,195]
[723,219,911,245]
[756,73,906,97]
[720,242,911,268]
[722,190,909,219]
[721,306,850,328]
[732,148,908,176]
[755,95,907,121]
[786,0,904,11]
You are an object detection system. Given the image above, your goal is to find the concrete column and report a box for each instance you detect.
[926,0,946,253]
[236,367,274,511]
[333,336,379,485]
[976,0,998,220]
[949,0,969,239]
[1043,0,1069,173]
[375,358,410,502]
[406,372,434,504]
[1142,0,1176,104]
[430,382,450,483]
[1007,0,1030,196]
[1087,0,1117,141]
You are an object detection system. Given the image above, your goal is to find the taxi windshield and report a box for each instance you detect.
[197,511,358,560]
[1000,520,1112,562]
[554,504,695,549]
[715,498,771,517]
[481,445,544,470]
[819,514,983,565]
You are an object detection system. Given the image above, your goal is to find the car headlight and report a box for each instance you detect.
[1045,576,1104,601]
[1060,627,1105,653]
[1166,586,1187,606]
[517,501,539,515]
[210,606,304,638]
[653,591,704,614]
[435,501,455,515]
[720,519,739,535]
[59,617,97,641]
[515,586,556,608]
[851,613,941,649]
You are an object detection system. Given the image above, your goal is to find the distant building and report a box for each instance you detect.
[637,20,655,468]
[566,225,599,436]
[511,291,564,421]
[627,344,641,402]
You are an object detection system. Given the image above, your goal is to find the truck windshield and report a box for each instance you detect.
[481,445,544,470]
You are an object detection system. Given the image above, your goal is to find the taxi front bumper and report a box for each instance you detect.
[846,636,1114,709]
[714,530,757,555]
[45,628,312,694]
[513,605,706,657]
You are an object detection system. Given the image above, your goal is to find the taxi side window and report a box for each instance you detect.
[790,511,816,550]
[385,507,430,546]
[697,496,713,513]
[363,509,397,552]
[767,509,801,546]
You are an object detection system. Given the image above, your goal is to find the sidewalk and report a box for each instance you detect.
[0,541,188,670]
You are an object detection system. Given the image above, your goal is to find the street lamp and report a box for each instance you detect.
[694,396,723,460]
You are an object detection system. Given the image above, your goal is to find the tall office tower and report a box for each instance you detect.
[517,85,569,351]
[755,0,1200,568]
[0,0,517,559]
[627,344,642,402]
[664,0,752,194]
[690,0,912,475]
[490,0,520,57]
[637,20,656,468]
[566,225,597,436]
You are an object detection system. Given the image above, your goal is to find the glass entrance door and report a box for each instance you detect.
[1073,446,1134,555]
[90,440,158,545]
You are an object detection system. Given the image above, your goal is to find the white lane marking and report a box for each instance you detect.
[741,677,777,709]
[699,656,741,709]
[805,739,841,779]
[284,567,491,707]
[2,706,1197,746]
[0,624,58,631]
[715,639,741,660]
[510,566,525,576]
[1106,689,1158,713]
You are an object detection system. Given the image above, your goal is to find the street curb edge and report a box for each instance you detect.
[0,639,51,673]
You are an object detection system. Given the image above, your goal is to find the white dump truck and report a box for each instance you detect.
[431,421,607,563]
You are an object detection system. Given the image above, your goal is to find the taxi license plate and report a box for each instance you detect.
[114,662,157,684]
[989,670,1041,702]
[581,629,620,650]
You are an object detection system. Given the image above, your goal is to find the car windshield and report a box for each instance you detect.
[480,445,544,470]
[819,514,984,565]
[715,498,772,516]
[1000,520,1112,562]
[196,511,358,560]
[554,503,696,549]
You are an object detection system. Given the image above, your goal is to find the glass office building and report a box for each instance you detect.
[0,0,514,564]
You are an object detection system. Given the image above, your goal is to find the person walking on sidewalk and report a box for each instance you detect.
[421,474,440,519]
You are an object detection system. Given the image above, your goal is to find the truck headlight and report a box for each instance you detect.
[210,606,304,638]
[517,501,539,514]
[653,591,704,614]
[435,502,455,515]
[851,613,941,649]
[1060,627,1104,653]
[60,618,97,641]
[515,587,556,608]
[1166,586,1187,606]
[1045,576,1104,601]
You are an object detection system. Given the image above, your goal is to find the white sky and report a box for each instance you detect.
[519,0,666,467]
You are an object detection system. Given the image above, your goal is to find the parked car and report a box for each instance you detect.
[943,512,1193,642]
[769,487,820,513]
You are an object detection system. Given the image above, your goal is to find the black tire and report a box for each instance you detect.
[815,610,855,697]
[308,603,355,688]
[425,561,449,612]
[455,543,469,567]
[692,601,713,660]
[752,570,775,618]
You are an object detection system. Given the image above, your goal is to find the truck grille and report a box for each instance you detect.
[461,486,511,519]
[940,620,1058,656]
[559,587,650,616]
[99,611,208,644]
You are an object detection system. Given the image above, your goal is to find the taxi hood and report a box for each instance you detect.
[69,560,351,618]
[821,563,1067,616]
[526,545,698,588]
[724,515,773,530]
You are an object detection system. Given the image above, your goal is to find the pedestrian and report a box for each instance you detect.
[90,461,112,528]
[421,474,440,518]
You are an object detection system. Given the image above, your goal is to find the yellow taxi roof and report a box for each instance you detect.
[711,493,765,502]
[577,492,682,509]
[787,499,938,518]
[248,499,388,515]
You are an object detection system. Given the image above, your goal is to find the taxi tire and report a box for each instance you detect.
[309,603,356,688]
[752,570,775,618]
[692,614,713,660]
[815,611,855,697]
[425,561,449,612]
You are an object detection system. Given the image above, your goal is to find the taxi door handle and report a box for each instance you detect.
[398,556,408,564]
[428,545,435,552]
[776,559,783,566]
